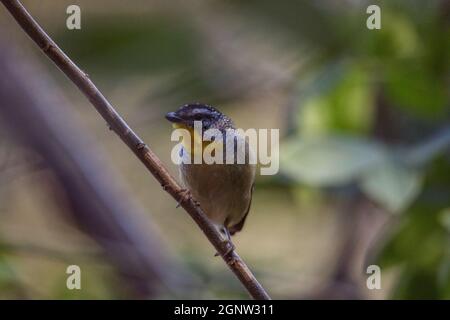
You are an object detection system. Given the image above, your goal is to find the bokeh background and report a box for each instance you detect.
[0,0,449,299]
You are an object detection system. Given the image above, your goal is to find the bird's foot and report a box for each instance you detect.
[214,239,235,258]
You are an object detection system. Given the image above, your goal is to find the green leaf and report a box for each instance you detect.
[360,159,423,213]
[385,63,447,118]
[281,136,425,212]
[376,204,450,298]
[298,64,374,136]
[281,136,384,186]
[438,208,450,233]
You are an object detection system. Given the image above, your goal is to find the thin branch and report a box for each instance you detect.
[1,0,270,299]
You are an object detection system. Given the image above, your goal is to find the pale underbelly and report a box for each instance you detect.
[180,162,255,227]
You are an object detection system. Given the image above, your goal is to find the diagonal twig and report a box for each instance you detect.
[0,0,270,299]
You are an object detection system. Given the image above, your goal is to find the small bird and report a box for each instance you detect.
[166,103,255,254]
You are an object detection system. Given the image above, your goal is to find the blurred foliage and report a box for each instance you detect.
[0,0,448,299]
[0,254,23,298]
[377,157,450,298]
[53,12,230,105]
[281,135,425,213]
[272,0,450,298]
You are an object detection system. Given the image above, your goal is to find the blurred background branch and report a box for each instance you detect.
[0,39,186,298]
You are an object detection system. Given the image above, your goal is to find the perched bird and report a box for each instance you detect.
[166,103,255,253]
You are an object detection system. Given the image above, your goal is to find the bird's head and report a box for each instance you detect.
[165,103,234,132]
[166,103,236,158]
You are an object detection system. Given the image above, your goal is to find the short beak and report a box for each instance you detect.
[165,111,183,123]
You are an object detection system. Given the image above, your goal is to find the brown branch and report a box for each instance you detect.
[0,0,270,299]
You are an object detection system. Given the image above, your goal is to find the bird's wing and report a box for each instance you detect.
[228,183,254,235]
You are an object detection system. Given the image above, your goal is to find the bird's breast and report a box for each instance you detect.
[179,153,255,227]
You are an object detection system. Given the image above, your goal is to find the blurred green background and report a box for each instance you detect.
[0,0,449,299]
